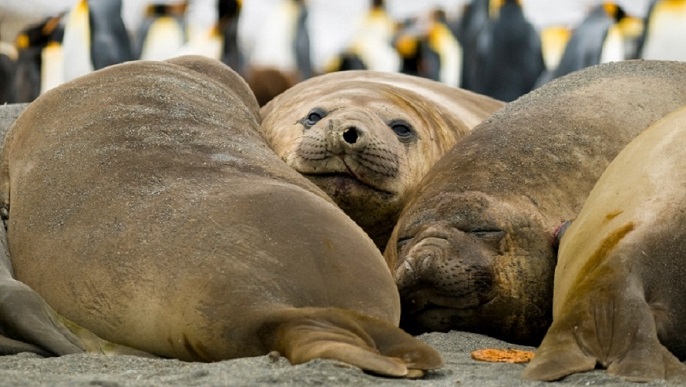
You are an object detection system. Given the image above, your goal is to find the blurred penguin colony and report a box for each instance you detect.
[0,0,685,106]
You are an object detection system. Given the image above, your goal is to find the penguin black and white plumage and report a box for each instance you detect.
[425,9,462,87]
[61,0,93,81]
[456,0,491,91]
[0,40,17,103]
[394,9,461,87]
[137,2,188,61]
[547,3,626,82]
[218,0,244,72]
[87,0,133,70]
[12,16,64,102]
[179,0,244,72]
[248,0,312,81]
[61,0,133,82]
[637,0,686,61]
[293,0,312,79]
[327,0,400,74]
[535,25,571,86]
[477,0,544,102]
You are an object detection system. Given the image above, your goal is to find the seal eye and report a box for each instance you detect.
[389,120,415,141]
[301,108,327,128]
[396,236,413,253]
[469,229,505,251]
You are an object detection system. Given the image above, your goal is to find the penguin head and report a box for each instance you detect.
[218,0,241,21]
[489,0,521,19]
[15,15,64,51]
[146,2,188,18]
[602,2,627,23]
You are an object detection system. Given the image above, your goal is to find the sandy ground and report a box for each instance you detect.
[0,330,678,387]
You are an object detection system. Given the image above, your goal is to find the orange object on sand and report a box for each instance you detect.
[471,348,535,364]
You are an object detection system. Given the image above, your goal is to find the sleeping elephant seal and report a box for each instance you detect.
[0,55,442,377]
[260,70,504,249]
[522,106,686,382]
[385,60,686,345]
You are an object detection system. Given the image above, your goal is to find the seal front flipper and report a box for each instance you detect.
[523,287,686,382]
[520,324,596,381]
[0,223,84,356]
[262,307,443,378]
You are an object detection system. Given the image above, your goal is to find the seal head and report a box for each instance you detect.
[261,70,504,249]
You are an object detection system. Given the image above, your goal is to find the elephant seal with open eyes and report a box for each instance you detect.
[0,56,442,377]
[259,70,504,250]
[524,106,686,382]
[385,60,686,345]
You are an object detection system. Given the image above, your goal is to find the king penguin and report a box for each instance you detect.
[218,0,244,72]
[637,0,686,61]
[546,3,626,82]
[534,25,571,87]
[61,0,133,82]
[394,8,462,87]
[12,16,64,102]
[478,0,544,101]
[137,2,188,61]
[177,0,244,73]
[456,0,491,91]
[326,0,400,74]
[248,0,312,80]
[424,8,462,87]
[0,38,18,103]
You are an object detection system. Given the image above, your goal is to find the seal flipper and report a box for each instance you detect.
[263,307,443,378]
[524,274,686,382]
[520,324,596,381]
[0,221,84,356]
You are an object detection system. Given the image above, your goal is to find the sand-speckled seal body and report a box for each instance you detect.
[0,56,442,377]
[260,70,504,249]
[384,60,686,345]
[523,106,686,382]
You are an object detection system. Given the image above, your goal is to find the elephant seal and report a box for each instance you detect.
[523,106,686,382]
[384,60,686,345]
[260,70,504,249]
[0,55,442,377]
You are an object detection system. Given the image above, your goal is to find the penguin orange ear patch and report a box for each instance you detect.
[470,348,534,364]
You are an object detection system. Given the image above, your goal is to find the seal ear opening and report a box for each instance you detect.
[262,307,443,378]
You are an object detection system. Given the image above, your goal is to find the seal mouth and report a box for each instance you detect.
[399,293,498,335]
[302,158,396,195]
[401,286,496,314]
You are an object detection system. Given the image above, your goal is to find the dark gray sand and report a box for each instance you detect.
[0,331,677,386]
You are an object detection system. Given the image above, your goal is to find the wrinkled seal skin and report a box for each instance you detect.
[524,106,686,382]
[0,56,442,377]
[260,70,504,249]
[384,60,686,345]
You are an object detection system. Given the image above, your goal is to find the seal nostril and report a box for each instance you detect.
[343,127,359,144]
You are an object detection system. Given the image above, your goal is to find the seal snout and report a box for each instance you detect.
[395,233,498,332]
[326,117,368,153]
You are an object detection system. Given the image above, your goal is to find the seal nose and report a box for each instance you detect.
[343,126,359,144]
[396,243,442,290]
[326,118,368,154]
